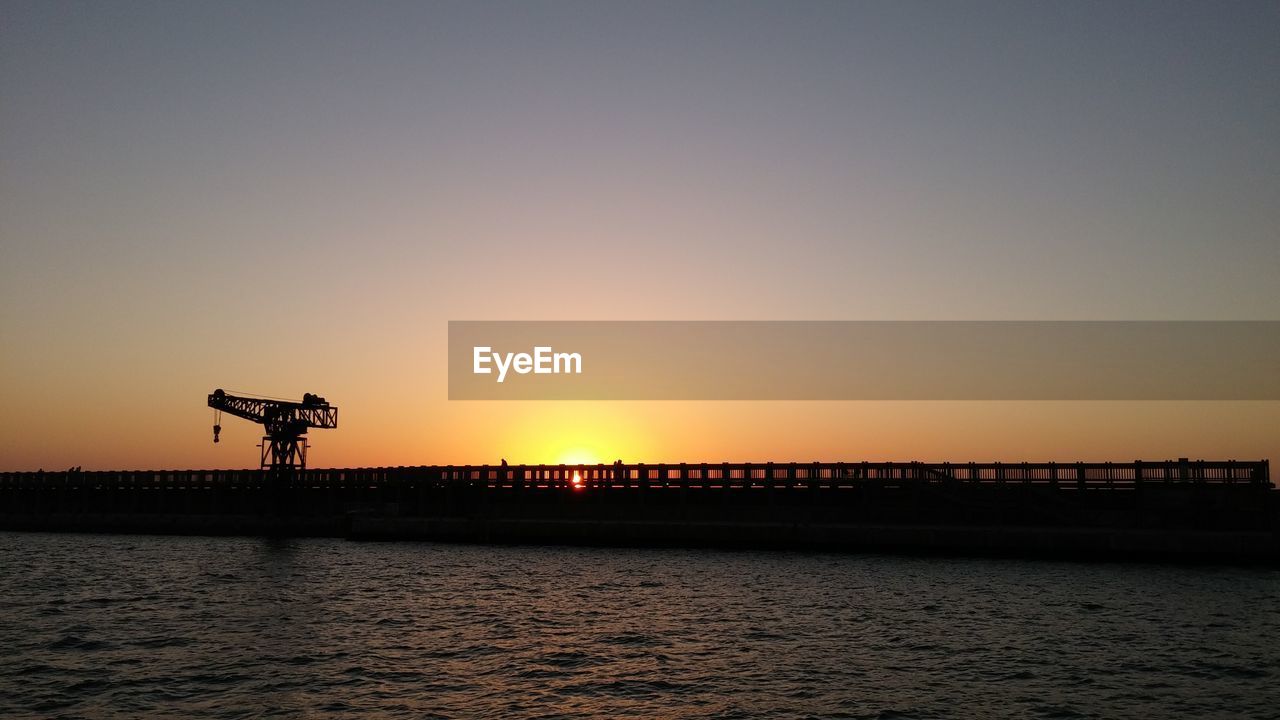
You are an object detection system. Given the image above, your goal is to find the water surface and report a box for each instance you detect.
[1,532,1277,718]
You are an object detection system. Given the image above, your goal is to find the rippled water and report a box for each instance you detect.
[1,532,1277,719]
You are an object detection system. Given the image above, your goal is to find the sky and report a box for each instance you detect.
[2,1,1278,471]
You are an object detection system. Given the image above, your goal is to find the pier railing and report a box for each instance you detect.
[0,459,1269,493]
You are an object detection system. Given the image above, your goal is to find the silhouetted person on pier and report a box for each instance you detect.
[500,458,508,467]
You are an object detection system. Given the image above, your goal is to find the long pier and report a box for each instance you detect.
[1,460,1275,563]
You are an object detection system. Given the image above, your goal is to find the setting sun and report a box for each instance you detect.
[558,448,604,466]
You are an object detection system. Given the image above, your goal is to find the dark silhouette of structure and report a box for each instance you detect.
[207,389,338,470]
[0,459,1275,561]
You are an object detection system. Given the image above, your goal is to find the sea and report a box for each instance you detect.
[1,532,1277,719]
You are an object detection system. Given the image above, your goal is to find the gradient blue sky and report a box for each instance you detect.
[2,1,1278,470]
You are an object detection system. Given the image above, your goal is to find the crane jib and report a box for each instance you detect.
[207,389,338,470]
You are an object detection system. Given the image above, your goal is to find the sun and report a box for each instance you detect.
[557,448,603,466]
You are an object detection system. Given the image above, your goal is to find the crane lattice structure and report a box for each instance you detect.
[208,389,338,471]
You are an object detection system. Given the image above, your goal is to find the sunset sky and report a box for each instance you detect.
[2,1,1278,471]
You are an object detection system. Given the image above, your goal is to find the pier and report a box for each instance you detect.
[2,460,1275,563]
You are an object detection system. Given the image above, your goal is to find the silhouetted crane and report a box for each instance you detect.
[207,389,338,470]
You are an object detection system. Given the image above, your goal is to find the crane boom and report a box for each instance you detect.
[207,389,338,470]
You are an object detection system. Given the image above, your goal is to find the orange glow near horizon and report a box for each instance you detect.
[3,392,1280,471]
[558,448,605,466]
